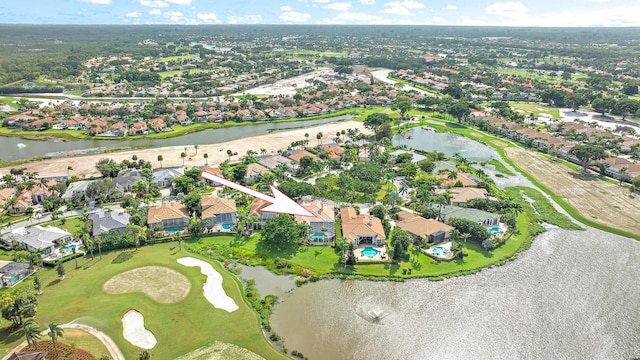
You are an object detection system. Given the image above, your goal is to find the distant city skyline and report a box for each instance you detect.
[1,0,640,27]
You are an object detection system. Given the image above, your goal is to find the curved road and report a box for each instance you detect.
[1,323,124,360]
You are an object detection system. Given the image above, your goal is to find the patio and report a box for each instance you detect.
[424,241,455,260]
[354,244,388,262]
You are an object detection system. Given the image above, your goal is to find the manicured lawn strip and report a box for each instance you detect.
[186,222,530,279]
[505,187,583,230]
[17,243,287,360]
[403,116,640,240]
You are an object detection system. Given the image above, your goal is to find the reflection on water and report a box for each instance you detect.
[270,227,640,359]
[393,127,496,162]
[235,263,296,299]
[0,115,354,161]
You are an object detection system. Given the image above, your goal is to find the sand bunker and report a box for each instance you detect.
[103,266,191,304]
[177,257,239,313]
[122,310,157,349]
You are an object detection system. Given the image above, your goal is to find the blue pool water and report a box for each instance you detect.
[310,232,326,241]
[361,246,380,257]
[431,246,450,257]
[65,244,76,252]
[222,223,233,230]
[489,227,501,234]
[165,228,184,234]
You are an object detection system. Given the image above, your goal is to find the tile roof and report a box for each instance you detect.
[295,200,335,224]
[201,196,237,219]
[340,207,385,243]
[147,202,189,224]
[396,216,453,239]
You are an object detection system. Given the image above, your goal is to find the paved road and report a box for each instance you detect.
[1,323,124,360]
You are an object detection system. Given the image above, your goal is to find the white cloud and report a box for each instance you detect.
[149,9,162,15]
[140,0,168,7]
[335,11,384,22]
[166,0,191,4]
[535,4,640,26]
[446,4,457,10]
[78,0,111,4]
[126,11,142,17]
[431,16,445,22]
[197,12,220,23]
[312,0,331,2]
[164,10,184,22]
[279,8,312,22]
[587,0,609,2]
[360,0,375,4]
[484,1,529,18]
[382,0,425,16]
[227,15,262,24]
[326,2,352,11]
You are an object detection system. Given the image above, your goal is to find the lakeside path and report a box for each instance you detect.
[505,146,640,237]
[1,121,369,178]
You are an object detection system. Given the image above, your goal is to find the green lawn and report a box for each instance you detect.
[0,243,287,360]
[480,159,516,176]
[509,101,561,120]
[0,127,90,141]
[157,54,198,63]
[157,69,211,80]
[0,97,20,109]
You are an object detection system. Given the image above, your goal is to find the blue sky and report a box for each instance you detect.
[2,0,640,26]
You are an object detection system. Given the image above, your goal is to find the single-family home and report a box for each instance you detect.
[89,211,131,236]
[0,261,34,288]
[434,187,488,206]
[319,145,345,160]
[340,207,386,246]
[295,200,335,244]
[0,188,17,209]
[395,211,454,243]
[147,202,190,232]
[110,170,143,197]
[61,180,98,200]
[437,172,482,187]
[439,205,500,226]
[257,154,294,172]
[201,167,225,186]
[3,225,72,256]
[200,195,237,231]
[248,198,278,229]
[245,163,270,183]
[152,167,184,188]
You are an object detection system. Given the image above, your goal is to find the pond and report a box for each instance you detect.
[393,127,496,162]
[0,115,354,161]
[234,263,297,299]
[270,227,640,359]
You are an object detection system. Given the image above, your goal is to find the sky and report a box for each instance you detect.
[2,0,640,27]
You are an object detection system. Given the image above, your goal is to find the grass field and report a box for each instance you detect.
[0,243,287,360]
[157,69,211,79]
[60,329,112,359]
[157,55,198,63]
[509,101,561,120]
[0,97,20,109]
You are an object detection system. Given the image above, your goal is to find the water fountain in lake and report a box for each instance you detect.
[355,297,391,325]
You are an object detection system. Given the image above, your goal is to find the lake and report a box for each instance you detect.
[270,226,640,359]
[0,115,354,161]
[393,127,496,162]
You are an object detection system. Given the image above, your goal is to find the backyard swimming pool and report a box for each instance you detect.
[222,223,233,230]
[489,227,501,234]
[165,228,184,235]
[431,246,451,258]
[361,246,380,257]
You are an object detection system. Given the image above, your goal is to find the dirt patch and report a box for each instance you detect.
[492,140,509,147]
[175,341,264,360]
[103,266,190,304]
[469,132,482,137]
[505,147,640,236]
[19,340,94,360]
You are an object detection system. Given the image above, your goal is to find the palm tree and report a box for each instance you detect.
[203,153,209,166]
[47,322,64,356]
[23,318,41,349]
[138,349,151,360]
[180,152,186,166]
[226,149,233,161]
[67,166,73,178]
[260,148,267,156]
[316,132,323,146]
[194,144,199,155]
[157,155,163,168]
